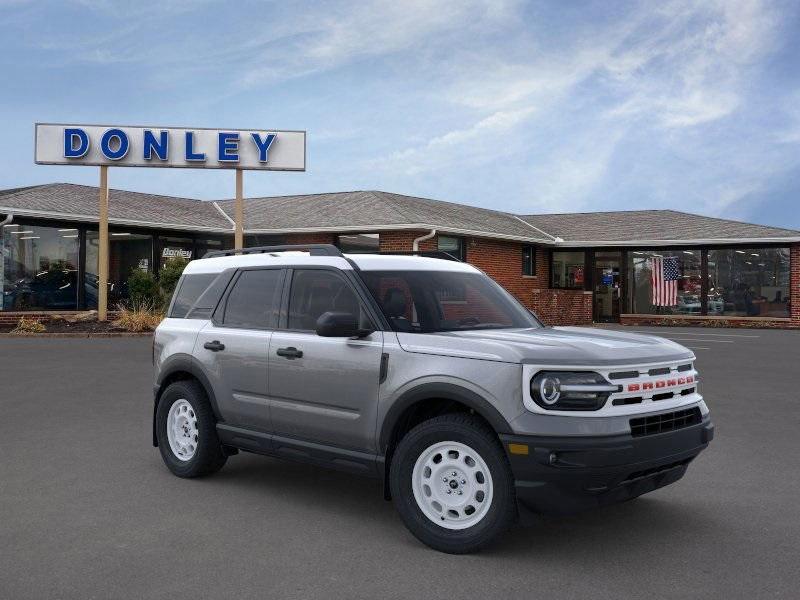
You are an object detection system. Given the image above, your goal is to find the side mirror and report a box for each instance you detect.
[315,311,372,338]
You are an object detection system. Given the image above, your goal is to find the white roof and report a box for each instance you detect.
[182,251,478,275]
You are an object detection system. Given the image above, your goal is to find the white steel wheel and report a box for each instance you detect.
[411,440,494,530]
[166,399,199,461]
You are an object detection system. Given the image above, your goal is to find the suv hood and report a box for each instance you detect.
[395,326,694,366]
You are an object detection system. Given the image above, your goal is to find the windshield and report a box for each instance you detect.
[360,270,542,333]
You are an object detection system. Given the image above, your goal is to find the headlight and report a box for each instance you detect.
[530,371,618,411]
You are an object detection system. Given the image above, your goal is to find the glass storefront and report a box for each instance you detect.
[629,249,702,315]
[707,248,790,318]
[1,223,80,310]
[551,251,585,289]
[159,236,194,269]
[85,230,153,308]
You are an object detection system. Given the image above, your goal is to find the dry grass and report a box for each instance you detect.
[113,302,164,332]
[11,317,46,334]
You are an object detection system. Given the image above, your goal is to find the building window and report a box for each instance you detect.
[551,251,585,289]
[1,223,80,310]
[707,248,790,318]
[245,234,286,248]
[628,249,702,315]
[337,233,379,253]
[438,235,465,261]
[522,245,536,276]
[85,230,154,309]
[158,236,194,270]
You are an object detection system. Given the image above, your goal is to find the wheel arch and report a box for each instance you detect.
[153,355,221,447]
[378,383,512,499]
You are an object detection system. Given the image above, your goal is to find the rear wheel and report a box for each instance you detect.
[390,414,517,554]
[156,380,227,478]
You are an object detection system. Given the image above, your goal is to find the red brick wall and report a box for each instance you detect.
[531,289,593,326]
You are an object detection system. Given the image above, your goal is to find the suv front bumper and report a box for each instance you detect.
[499,416,714,515]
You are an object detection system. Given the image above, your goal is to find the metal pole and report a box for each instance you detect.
[235,168,244,249]
[98,166,109,321]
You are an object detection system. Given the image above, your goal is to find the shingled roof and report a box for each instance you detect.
[215,190,551,242]
[1,183,798,244]
[519,210,800,244]
[0,183,230,232]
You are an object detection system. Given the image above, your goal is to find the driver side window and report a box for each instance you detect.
[286,269,371,331]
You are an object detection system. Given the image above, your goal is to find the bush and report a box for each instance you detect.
[127,269,161,307]
[11,317,46,334]
[159,257,188,299]
[113,301,163,332]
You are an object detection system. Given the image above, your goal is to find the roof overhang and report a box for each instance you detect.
[552,237,800,246]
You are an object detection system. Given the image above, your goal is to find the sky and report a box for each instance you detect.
[1,0,799,229]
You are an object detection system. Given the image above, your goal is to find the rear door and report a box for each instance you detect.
[195,267,284,432]
[268,268,383,452]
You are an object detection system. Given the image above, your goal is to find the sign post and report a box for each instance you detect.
[235,169,244,249]
[35,123,306,320]
[98,166,109,321]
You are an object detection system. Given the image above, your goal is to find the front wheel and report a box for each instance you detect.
[155,380,227,478]
[390,414,517,553]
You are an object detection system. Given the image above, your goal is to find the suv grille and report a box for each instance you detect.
[629,407,702,438]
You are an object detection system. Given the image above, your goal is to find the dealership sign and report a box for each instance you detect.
[34,123,306,171]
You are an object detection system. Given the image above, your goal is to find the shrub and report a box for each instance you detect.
[127,268,161,307]
[159,257,188,299]
[11,317,46,334]
[113,301,163,332]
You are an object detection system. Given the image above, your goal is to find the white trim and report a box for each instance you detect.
[512,215,561,241]
[212,201,236,230]
[555,237,800,246]
[0,206,230,233]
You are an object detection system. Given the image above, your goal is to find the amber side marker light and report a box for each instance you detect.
[508,443,529,455]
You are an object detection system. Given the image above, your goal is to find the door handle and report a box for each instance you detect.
[276,346,303,359]
[203,340,225,352]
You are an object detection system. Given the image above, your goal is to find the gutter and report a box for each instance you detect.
[413,228,437,251]
[0,213,12,226]
[212,201,236,230]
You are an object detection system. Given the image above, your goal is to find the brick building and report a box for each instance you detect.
[2,183,798,328]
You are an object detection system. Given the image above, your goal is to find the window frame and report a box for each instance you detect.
[522,245,537,277]
[437,235,466,262]
[549,249,587,290]
[277,266,381,333]
[212,266,286,331]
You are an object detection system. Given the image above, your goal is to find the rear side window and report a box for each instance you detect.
[222,269,282,329]
[170,274,217,318]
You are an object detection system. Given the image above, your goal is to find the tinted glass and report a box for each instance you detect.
[707,248,790,317]
[551,251,585,289]
[287,269,369,330]
[223,269,282,328]
[629,249,701,315]
[170,273,217,318]
[1,224,80,310]
[361,270,541,333]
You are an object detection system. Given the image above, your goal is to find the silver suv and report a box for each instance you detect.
[153,244,713,553]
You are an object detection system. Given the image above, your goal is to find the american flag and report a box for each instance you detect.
[650,256,679,306]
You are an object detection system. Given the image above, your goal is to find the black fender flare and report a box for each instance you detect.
[378,382,512,454]
[152,354,221,446]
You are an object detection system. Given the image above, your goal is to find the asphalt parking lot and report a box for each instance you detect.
[1,327,799,599]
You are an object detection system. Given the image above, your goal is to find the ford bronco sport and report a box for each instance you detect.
[153,244,713,553]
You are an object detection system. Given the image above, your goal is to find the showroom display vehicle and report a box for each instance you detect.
[152,244,713,553]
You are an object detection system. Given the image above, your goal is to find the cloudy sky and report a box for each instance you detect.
[1,0,798,228]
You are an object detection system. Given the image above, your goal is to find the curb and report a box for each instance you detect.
[0,332,154,338]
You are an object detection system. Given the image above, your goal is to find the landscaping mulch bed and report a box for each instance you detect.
[0,317,153,336]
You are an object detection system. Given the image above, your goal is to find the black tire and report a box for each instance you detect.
[389,413,517,554]
[156,380,227,478]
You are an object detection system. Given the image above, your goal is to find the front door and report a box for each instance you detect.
[268,268,383,452]
[593,251,622,322]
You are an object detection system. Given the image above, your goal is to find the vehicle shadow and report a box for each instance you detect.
[199,452,718,556]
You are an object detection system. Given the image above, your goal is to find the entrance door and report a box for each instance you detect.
[593,251,622,322]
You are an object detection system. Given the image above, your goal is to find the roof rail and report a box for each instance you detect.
[203,244,344,259]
